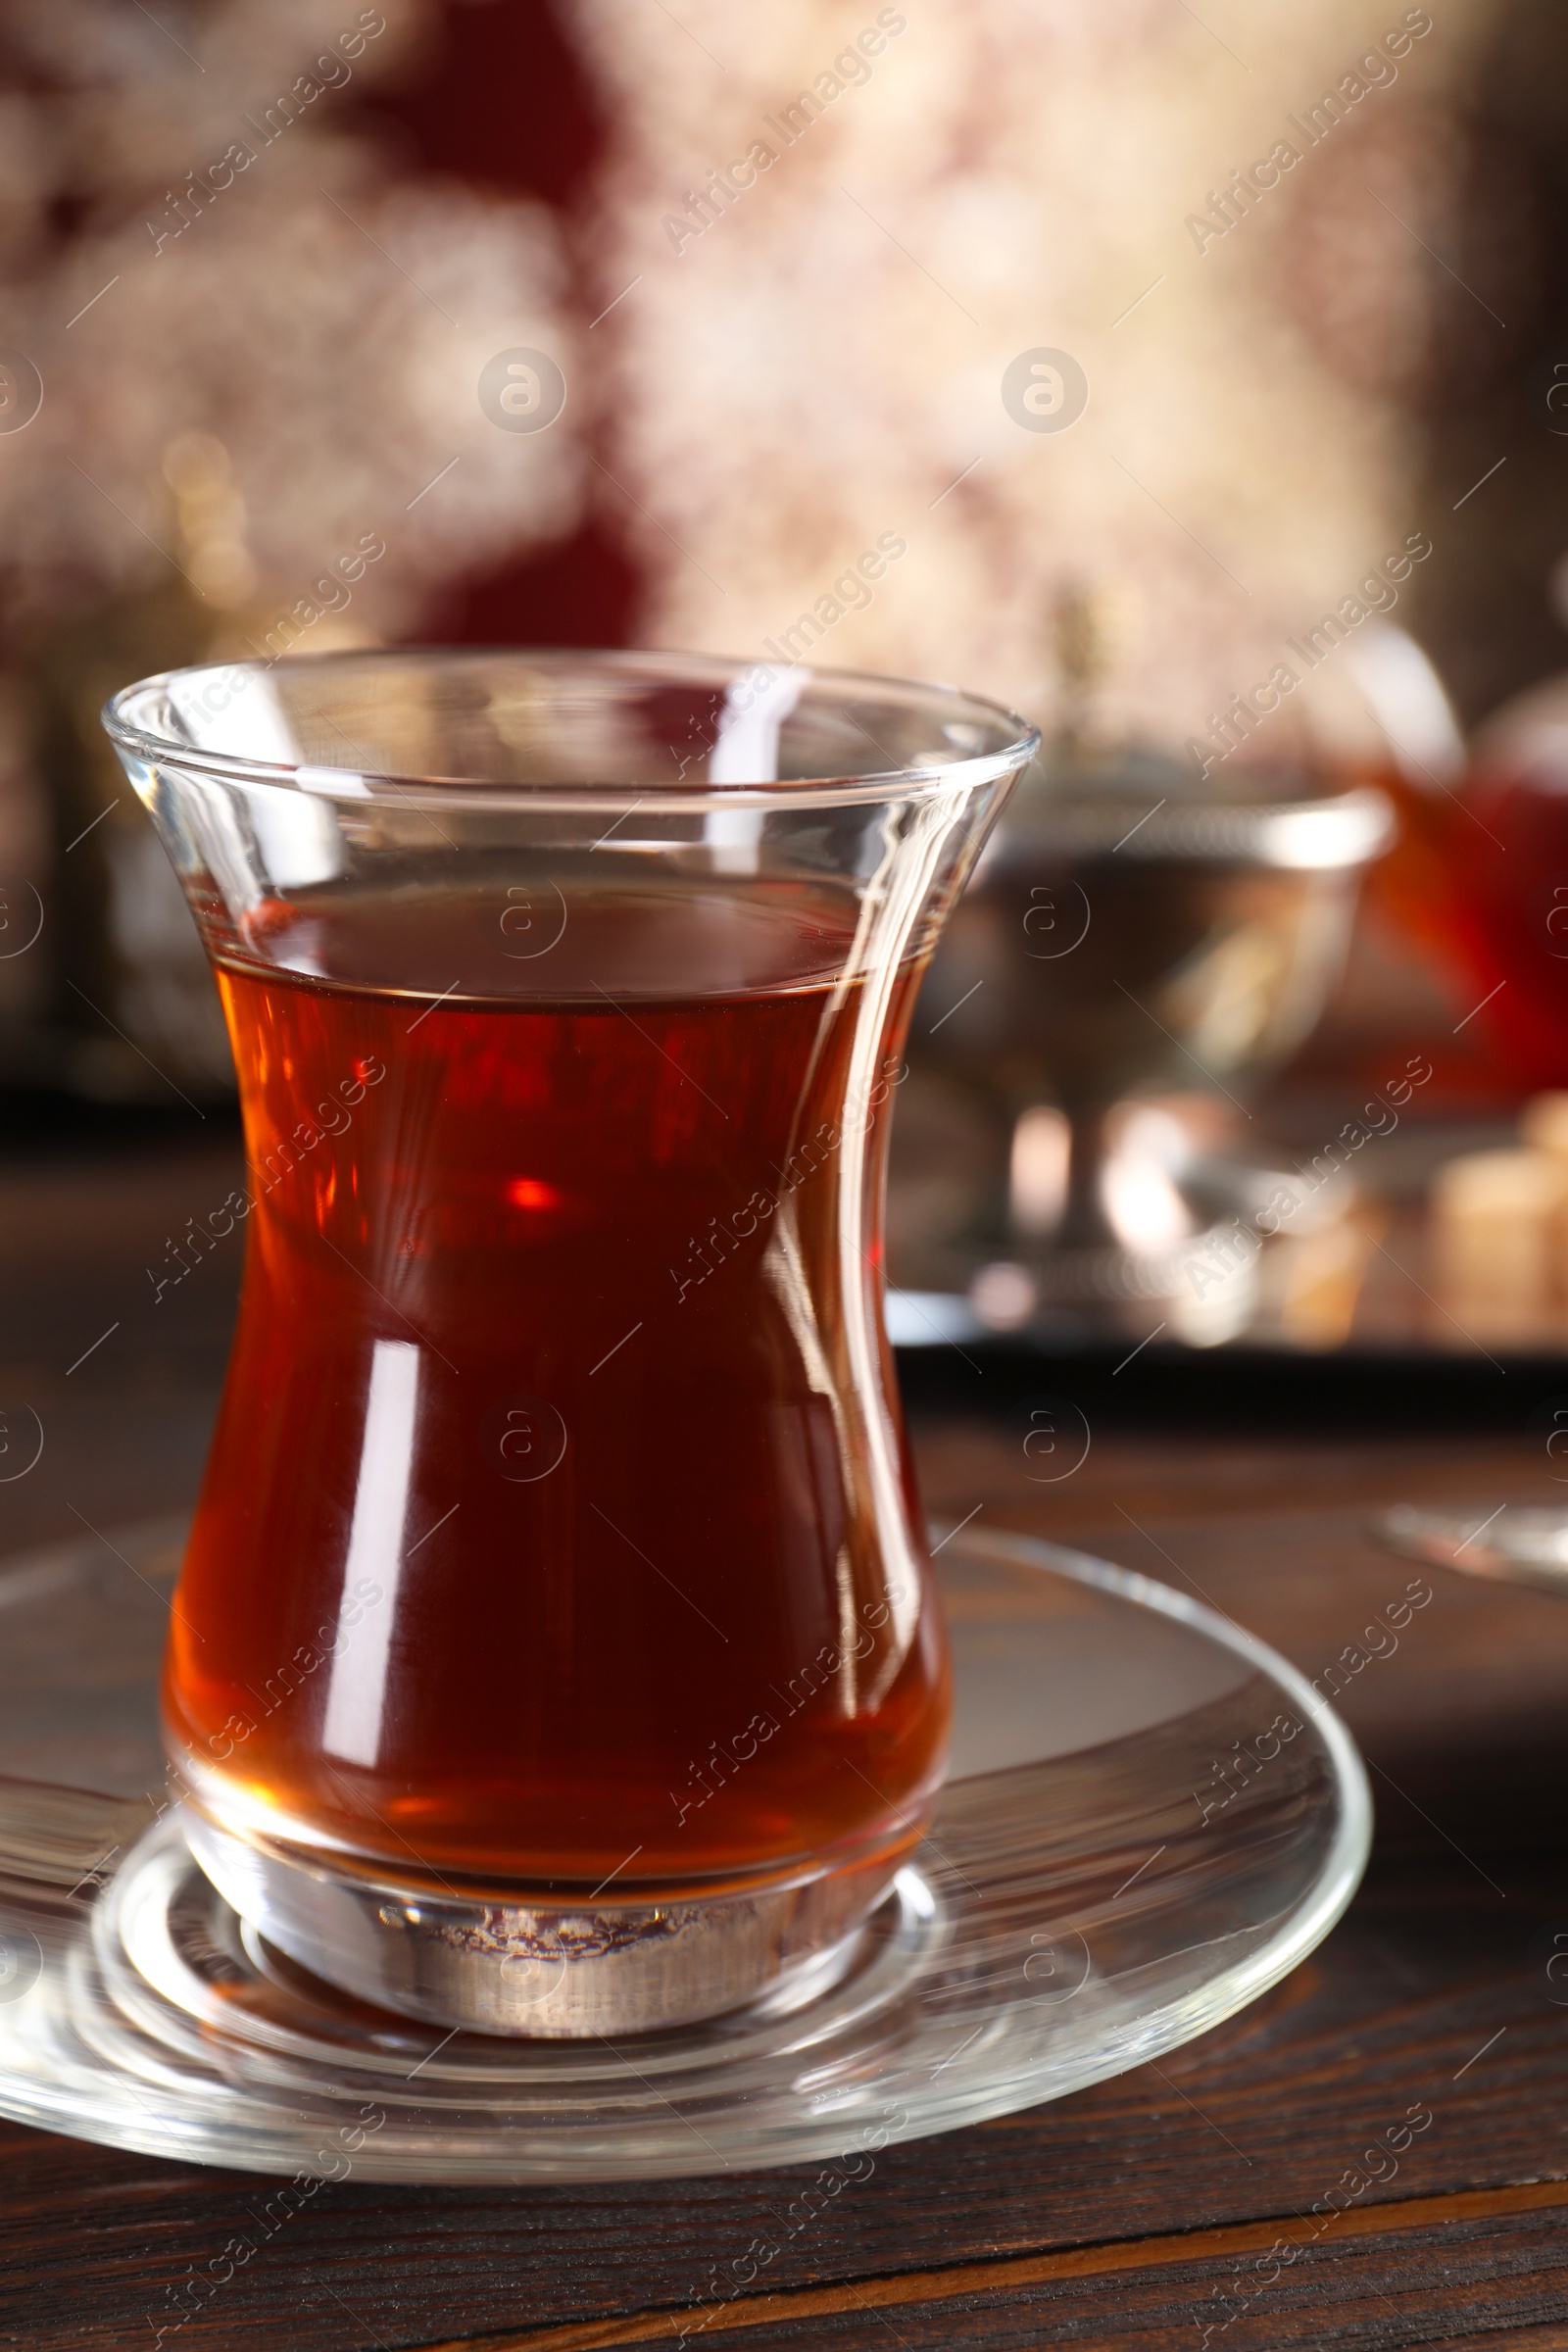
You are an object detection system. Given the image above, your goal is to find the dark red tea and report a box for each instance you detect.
[167,883,949,1895]
[1454,765,1568,1086]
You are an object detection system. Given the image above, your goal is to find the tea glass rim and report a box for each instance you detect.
[102,645,1042,816]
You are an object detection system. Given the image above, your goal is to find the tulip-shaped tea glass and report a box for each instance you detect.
[103,651,1035,2037]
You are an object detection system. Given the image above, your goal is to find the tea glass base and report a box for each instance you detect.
[177,1802,905,2038]
[0,1517,1369,2182]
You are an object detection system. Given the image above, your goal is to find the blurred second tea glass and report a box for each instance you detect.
[894,627,1398,1343]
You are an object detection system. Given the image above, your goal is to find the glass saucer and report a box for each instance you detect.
[1377,1502,1568,1592]
[0,1516,1368,2182]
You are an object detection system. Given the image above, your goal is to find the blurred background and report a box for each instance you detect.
[8,0,1568,1511]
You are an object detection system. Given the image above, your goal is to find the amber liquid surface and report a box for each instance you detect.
[168,884,948,1893]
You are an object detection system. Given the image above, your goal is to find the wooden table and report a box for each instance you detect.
[3,1132,1568,2348]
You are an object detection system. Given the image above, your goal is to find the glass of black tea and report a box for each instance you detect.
[102,649,1036,2036]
